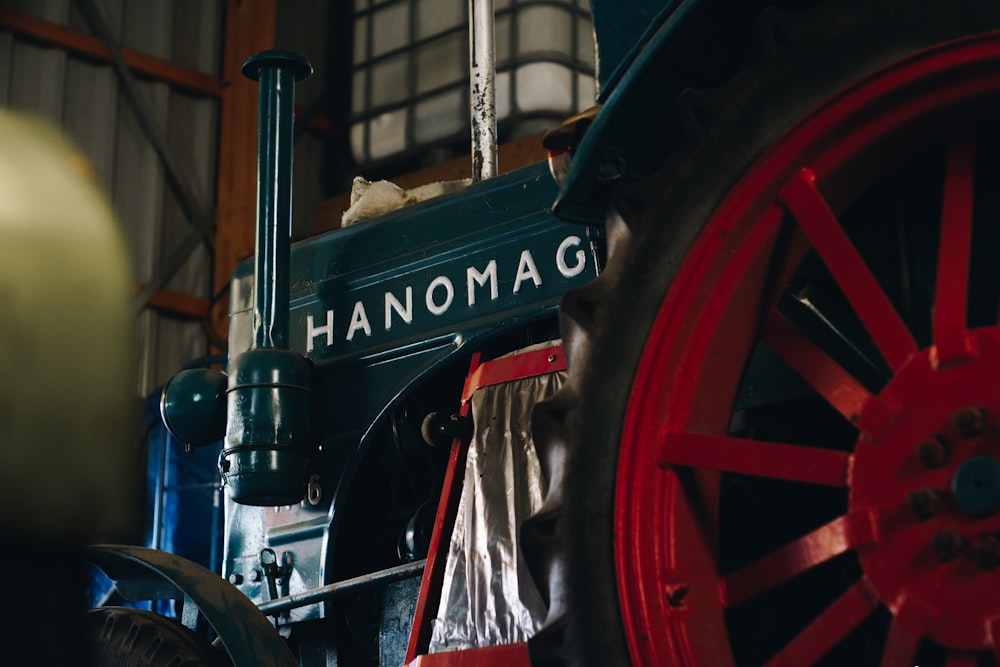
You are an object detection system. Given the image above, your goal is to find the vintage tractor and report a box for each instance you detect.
[87,0,1000,665]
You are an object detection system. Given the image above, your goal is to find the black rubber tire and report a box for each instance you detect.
[87,606,228,667]
[524,1,1000,665]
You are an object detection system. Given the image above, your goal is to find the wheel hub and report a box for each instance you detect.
[851,327,1000,651]
[951,455,1000,518]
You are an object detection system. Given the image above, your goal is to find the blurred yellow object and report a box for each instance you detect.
[0,109,139,542]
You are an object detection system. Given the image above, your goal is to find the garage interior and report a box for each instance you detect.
[0,1,595,664]
[5,2,996,666]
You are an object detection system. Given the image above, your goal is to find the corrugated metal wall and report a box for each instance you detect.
[0,0,575,398]
[276,0,329,242]
[0,0,222,397]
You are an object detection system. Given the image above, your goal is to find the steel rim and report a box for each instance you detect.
[617,34,1000,666]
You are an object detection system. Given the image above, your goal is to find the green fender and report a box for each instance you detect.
[556,0,708,224]
[89,545,298,667]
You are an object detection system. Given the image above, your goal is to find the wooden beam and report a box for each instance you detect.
[0,9,223,98]
[314,132,550,234]
[143,287,210,320]
[210,0,276,349]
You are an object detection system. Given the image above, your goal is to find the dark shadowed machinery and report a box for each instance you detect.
[86,0,1000,665]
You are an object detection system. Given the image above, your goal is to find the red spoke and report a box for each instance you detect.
[659,432,851,487]
[763,578,880,667]
[990,616,1000,661]
[879,594,930,667]
[879,627,920,667]
[933,136,976,366]
[721,512,877,608]
[945,652,980,667]
[762,309,873,423]
[779,169,917,371]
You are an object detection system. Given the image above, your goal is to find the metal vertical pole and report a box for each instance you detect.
[210,486,222,573]
[469,0,498,181]
[151,427,169,551]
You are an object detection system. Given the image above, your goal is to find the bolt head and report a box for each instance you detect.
[975,533,1000,570]
[954,406,987,439]
[228,573,243,585]
[916,436,950,468]
[932,529,967,562]
[907,487,940,521]
[665,585,688,608]
[249,569,261,582]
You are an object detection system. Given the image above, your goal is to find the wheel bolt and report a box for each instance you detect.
[975,532,1000,570]
[954,406,987,439]
[932,529,967,562]
[916,435,950,468]
[665,585,688,608]
[907,487,940,521]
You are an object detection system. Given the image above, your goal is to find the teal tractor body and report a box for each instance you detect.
[216,158,602,624]
[91,0,1000,665]
[104,37,608,666]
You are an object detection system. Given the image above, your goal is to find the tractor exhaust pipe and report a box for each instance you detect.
[242,50,313,351]
[220,50,316,506]
[159,51,316,507]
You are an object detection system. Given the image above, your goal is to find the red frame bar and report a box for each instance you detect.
[462,343,566,402]
[407,642,529,666]
[404,352,481,664]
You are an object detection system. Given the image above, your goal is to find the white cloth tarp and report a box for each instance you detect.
[428,352,564,651]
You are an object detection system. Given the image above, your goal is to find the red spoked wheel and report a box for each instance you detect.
[526,2,1000,666]
[621,30,1000,667]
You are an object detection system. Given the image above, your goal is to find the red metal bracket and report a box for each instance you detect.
[461,343,565,402]
[406,642,530,666]
[404,353,481,664]
[405,342,564,665]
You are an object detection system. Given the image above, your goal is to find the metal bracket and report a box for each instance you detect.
[259,547,293,604]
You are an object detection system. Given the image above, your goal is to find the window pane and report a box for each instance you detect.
[515,61,572,113]
[416,31,465,94]
[371,54,408,107]
[372,1,410,58]
[415,89,464,144]
[369,108,409,159]
[517,5,572,56]
[416,0,464,39]
[354,16,369,64]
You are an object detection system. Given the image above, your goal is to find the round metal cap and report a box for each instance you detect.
[241,49,313,82]
[951,455,1000,518]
